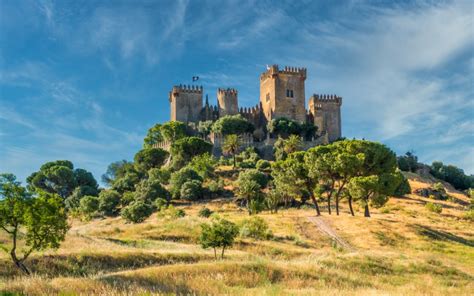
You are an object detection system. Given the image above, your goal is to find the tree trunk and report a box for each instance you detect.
[221,246,226,259]
[233,154,236,169]
[309,193,321,216]
[327,196,332,215]
[364,204,371,217]
[247,197,252,215]
[213,248,217,260]
[336,197,340,216]
[348,195,355,216]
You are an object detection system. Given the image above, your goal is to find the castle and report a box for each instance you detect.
[168,65,342,149]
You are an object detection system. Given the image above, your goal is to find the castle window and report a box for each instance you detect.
[286,89,294,98]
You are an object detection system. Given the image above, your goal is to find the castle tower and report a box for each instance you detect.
[259,65,307,122]
[308,94,342,142]
[217,88,238,116]
[169,85,203,123]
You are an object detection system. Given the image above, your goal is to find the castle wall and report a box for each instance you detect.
[169,85,203,123]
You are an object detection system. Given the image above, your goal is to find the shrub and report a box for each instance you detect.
[394,173,411,196]
[65,185,98,210]
[121,200,153,223]
[135,179,170,203]
[199,218,239,259]
[171,137,213,168]
[198,207,213,218]
[207,179,224,195]
[237,169,268,188]
[425,202,442,214]
[148,168,171,185]
[169,167,203,199]
[189,153,216,179]
[464,209,474,221]
[98,190,121,216]
[256,159,271,171]
[180,180,203,200]
[79,196,99,218]
[239,216,272,240]
[154,197,168,211]
[134,148,169,172]
[158,205,186,219]
[265,188,283,213]
[433,182,445,193]
[121,191,135,206]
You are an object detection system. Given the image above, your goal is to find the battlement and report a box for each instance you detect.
[260,64,307,80]
[217,88,238,95]
[172,84,203,94]
[310,94,342,107]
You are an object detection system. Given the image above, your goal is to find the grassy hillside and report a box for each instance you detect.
[1,172,473,295]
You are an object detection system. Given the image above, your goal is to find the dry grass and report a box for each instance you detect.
[1,173,473,295]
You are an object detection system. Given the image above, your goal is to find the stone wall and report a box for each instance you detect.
[169,85,203,123]
[217,88,238,116]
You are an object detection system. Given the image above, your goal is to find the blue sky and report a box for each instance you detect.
[1,0,473,183]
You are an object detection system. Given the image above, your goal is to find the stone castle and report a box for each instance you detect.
[168,65,342,148]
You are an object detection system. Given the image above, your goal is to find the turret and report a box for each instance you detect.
[169,85,203,123]
[217,88,238,116]
[308,94,342,142]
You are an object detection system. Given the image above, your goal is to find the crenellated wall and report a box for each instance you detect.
[169,84,203,123]
[308,94,342,142]
[217,88,239,116]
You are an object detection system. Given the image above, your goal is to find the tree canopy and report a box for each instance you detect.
[211,115,254,135]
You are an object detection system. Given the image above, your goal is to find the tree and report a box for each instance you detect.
[0,174,68,275]
[98,190,121,216]
[274,135,302,161]
[198,120,213,137]
[134,148,169,172]
[189,153,217,179]
[236,169,268,214]
[121,200,153,223]
[211,114,254,135]
[265,188,283,213]
[143,123,163,148]
[169,167,203,199]
[65,185,99,210]
[180,180,203,200]
[102,160,135,186]
[134,179,171,204]
[267,117,302,138]
[199,218,239,259]
[171,137,213,168]
[161,121,187,142]
[273,152,320,214]
[222,134,241,168]
[430,161,474,190]
[79,195,100,219]
[397,151,418,172]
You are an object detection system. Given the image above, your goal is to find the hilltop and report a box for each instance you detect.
[1,171,472,296]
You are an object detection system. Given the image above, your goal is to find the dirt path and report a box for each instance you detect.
[307,216,356,252]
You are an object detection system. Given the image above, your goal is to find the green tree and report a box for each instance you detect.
[148,168,171,185]
[65,185,99,210]
[98,190,121,216]
[274,152,321,215]
[189,153,217,179]
[171,137,213,168]
[169,167,203,199]
[0,174,68,275]
[121,200,153,223]
[236,169,268,214]
[199,218,239,259]
[267,117,302,138]
[102,160,135,186]
[79,195,100,219]
[134,179,171,204]
[274,135,302,161]
[198,120,214,137]
[143,123,163,148]
[239,216,271,240]
[180,180,203,200]
[134,148,169,172]
[161,121,187,142]
[397,151,418,172]
[222,134,241,168]
[430,161,474,190]
[211,114,254,135]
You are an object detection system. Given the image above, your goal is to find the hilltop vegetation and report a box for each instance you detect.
[1,118,473,295]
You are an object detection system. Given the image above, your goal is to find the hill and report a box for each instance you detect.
[1,172,473,295]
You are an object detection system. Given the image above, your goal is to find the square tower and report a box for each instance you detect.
[308,94,342,142]
[217,88,239,116]
[169,85,203,123]
[259,65,307,122]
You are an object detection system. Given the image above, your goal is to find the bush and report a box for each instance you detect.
[237,147,260,168]
[148,168,171,185]
[170,167,203,199]
[425,202,442,214]
[135,179,170,204]
[79,195,99,218]
[207,179,224,195]
[98,190,121,216]
[121,200,153,223]
[121,191,135,206]
[239,216,272,240]
[189,153,216,179]
[154,197,168,211]
[65,185,98,210]
[464,209,474,221]
[158,205,186,219]
[256,159,271,171]
[237,169,268,188]
[198,207,213,218]
[180,180,203,200]
[171,137,213,168]
[394,173,411,196]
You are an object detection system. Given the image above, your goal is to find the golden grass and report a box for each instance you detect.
[1,173,473,295]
